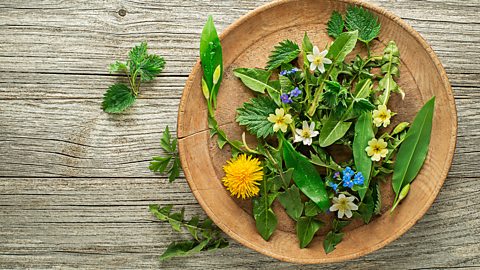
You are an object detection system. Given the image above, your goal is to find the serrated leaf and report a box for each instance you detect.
[266,40,300,71]
[327,11,345,39]
[296,216,322,248]
[323,231,344,254]
[277,185,304,221]
[159,240,209,261]
[109,61,127,73]
[233,68,273,93]
[345,6,381,43]
[139,54,166,81]
[392,97,435,205]
[353,98,375,114]
[129,42,148,66]
[102,83,136,113]
[236,96,277,138]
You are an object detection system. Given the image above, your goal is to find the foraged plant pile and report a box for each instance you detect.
[148,6,435,260]
[199,6,435,254]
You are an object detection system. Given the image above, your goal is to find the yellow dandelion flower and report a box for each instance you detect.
[222,154,263,199]
[365,138,389,162]
[372,105,392,127]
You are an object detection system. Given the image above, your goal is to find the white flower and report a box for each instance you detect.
[307,46,332,73]
[372,105,392,127]
[267,108,293,133]
[294,121,319,145]
[329,194,358,219]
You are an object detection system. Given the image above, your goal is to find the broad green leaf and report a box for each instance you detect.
[233,68,273,94]
[323,231,344,254]
[318,118,352,147]
[304,201,321,217]
[159,240,210,261]
[325,30,358,65]
[283,140,330,211]
[392,97,435,201]
[296,216,322,248]
[236,96,277,138]
[252,194,278,241]
[277,185,304,221]
[353,112,374,200]
[102,83,136,113]
[327,11,345,39]
[200,16,223,107]
[345,6,381,43]
[266,40,300,71]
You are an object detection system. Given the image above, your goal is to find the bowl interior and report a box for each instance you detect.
[178,0,456,264]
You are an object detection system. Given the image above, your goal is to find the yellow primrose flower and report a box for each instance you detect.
[267,108,293,133]
[372,105,392,127]
[222,154,263,199]
[365,138,389,161]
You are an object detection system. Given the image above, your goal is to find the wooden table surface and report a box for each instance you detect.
[1,0,479,269]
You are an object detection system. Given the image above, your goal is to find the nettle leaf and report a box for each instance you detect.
[345,6,381,43]
[323,231,344,254]
[233,68,273,94]
[277,185,304,221]
[296,216,323,248]
[109,61,128,73]
[392,97,435,208]
[102,83,136,113]
[266,39,300,71]
[236,96,277,138]
[327,11,345,39]
[129,41,148,67]
[139,54,166,82]
[352,98,375,114]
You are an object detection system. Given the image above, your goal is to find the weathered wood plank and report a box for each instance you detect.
[0,177,478,269]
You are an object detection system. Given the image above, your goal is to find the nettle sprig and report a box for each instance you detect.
[149,126,181,183]
[149,205,228,261]
[103,42,165,113]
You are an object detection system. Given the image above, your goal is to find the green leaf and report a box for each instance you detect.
[149,156,172,173]
[102,83,136,113]
[252,194,278,241]
[277,185,304,221]
[373,183,382,215]
[392,97,435,205]
[304,200,321,217]
[233,68,273,94]
[323,231,344,254]
[377,41,403,105]
[353,112,374,200]
[159,240,210,261]
[345,6,381,43]
[236,96,277,138]
[129,42,148,67]
[325,30,358,65]
[352,98,375,114]
[296,216,322,248]
[160,126,174,152]
[168,158,181,183]
[267,80,282,106]
[138,54,166,82]
[318,117,352,147]
[200,15,223,107]
[266,40,300,71]
[109,61,128,73]
[327,11,345,39]
[282,140,330,211]
[357,189,375,224]
[332,219,350,232]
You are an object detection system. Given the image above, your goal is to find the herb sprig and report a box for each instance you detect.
[103,42,165,113]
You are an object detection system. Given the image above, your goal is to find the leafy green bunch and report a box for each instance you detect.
[103,42,165,113]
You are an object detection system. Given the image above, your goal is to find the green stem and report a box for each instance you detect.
[263,143,289,189]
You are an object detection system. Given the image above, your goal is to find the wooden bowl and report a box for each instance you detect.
[177,0,457,264]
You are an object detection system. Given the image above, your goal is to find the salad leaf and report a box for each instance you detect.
[266,40,300,71]
[318,118,352,147]
[236,96,277,138]
[296,216,322,248]
[233,68,273,94]
[353,112,374,200]
[277,185,304,221]
[345,6,381,43]
[327,11,345,39]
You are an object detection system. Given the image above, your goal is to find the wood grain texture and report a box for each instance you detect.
[0,0,479,268]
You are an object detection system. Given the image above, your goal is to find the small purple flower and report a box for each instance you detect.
[333,171,340,179]
[280,70,288,76]
[353,172,365,186]
[290,87,302,98]
[280,93,292,104]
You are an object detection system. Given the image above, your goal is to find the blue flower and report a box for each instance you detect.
[327,182,339,193]
[280,93,292,104]
[290,87,302,98]
[342,178,354,189]
[280,70,288,76]
[288,68,299,74]
[342,167,354,179]
[353,172,365,186]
